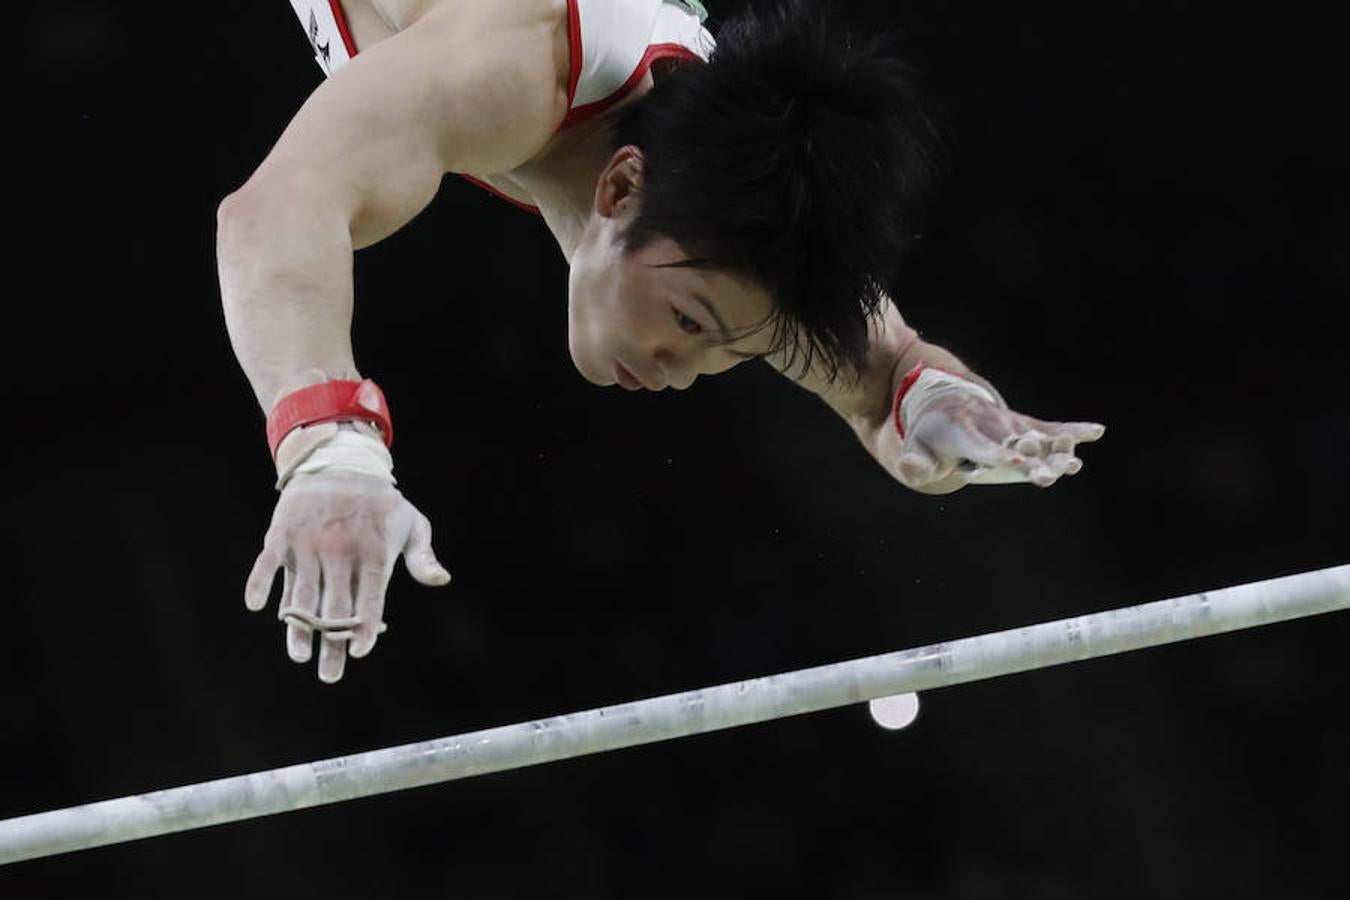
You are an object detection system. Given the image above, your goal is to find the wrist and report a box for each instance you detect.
[892,342,1005,410]
[266,378,393,461]
[892,363,1000,439]
[262,366,362,413]
[275,421,394,491]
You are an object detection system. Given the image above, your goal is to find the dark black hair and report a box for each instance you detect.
[613,1,944,383]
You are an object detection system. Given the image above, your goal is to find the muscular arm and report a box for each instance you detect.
[220,3,571,683]
[217,2,567,413]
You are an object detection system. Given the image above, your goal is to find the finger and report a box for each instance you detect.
[1028,459,1061,487]
[1045,452,1083,476]
[1050,433,1075,455]
[1013,433,1051,458]
[285,551,321,664]
[895,434,948,486]
[349,564,392,659]
[1014,414,1102,443]
[944,428,1031,477]
[244,544,284,612]
[317,556,353,684]
[943,407,1034,473]
[1054,421,1107,443]
[403,514,451,587]
[279,556,295,614]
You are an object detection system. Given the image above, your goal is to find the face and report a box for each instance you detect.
[567,149,776,391]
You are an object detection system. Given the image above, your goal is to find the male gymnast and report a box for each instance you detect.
[217,0,1106,683]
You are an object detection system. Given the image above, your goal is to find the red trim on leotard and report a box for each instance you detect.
[459,174,543,214]
[329,1,359,58]
[462,6,704,213]
[560,43,700,130]
[565,0,584,113]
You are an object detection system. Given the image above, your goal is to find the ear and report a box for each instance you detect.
[594,145,646,219]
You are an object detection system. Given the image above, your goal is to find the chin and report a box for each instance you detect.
[579,367,614,387]
[568,344,614,387]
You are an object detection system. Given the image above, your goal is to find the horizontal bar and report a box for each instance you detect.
[3,564,1346,865]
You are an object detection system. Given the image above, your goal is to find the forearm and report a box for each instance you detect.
[216,186,361,414]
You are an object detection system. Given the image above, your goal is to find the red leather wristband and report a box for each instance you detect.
[266,379,393,461]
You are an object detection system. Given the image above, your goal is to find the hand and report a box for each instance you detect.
[877,389,1106,492]
[244,472,451,683]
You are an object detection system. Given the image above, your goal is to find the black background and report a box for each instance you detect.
[6,1,1350,897]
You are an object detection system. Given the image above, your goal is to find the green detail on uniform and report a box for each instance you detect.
[664,0,709,23]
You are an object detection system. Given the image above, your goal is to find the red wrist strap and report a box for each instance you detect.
[892,363,928,439]
[892,363,973,439]
[266,379,393,461]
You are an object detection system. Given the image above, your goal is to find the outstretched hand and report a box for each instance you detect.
[245,473,451,683]
[875,383,1105,492]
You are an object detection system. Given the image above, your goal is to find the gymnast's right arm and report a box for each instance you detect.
[215,3,567,683]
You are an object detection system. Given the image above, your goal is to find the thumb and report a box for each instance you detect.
[896,436,942,487]
[403,513,451,587]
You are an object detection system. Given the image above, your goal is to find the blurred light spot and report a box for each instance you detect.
[868,692,920,730]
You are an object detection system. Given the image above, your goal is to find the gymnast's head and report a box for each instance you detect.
[566,1,942,392]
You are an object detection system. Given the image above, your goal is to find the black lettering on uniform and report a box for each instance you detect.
[307,9,332,66]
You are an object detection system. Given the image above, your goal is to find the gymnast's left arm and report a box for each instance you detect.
[782,297,1106,495]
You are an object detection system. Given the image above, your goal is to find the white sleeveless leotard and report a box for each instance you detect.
[287,1,715,211]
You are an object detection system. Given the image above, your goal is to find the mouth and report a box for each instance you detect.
[614,361,643,391]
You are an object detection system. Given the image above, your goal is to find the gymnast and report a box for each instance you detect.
[217,0,1106,682]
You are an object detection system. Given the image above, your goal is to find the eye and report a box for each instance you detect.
[673,307,703,335]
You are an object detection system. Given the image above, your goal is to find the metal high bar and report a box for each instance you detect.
[2,564,1346,865]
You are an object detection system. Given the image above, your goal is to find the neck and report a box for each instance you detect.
[515,74,654,262]
[524,122,613,262]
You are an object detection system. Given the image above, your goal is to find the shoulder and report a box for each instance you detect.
[411,0,572,98]
[414,0,570,83]
[380,0,573,173]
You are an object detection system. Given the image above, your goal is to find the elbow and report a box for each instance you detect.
[216,186,269,241]
[215,189,255,257]
[214,186,297,274]
[215,189,276,314]
[215,192,239,226]
[215,190,242,222]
